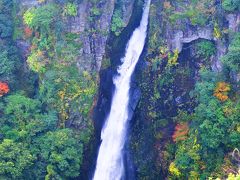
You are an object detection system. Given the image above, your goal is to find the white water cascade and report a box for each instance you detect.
[93,1,151,179]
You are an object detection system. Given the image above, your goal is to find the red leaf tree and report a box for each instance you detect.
[0,82,9,96]
[172,123,189,142]
[24,27,33,38]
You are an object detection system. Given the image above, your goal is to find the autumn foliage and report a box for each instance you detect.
[214,82,230,102]
[172,123,189,142]
[24,27,33,38]
[0,82,9,96]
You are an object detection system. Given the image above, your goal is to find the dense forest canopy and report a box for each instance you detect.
[0,0,239,179]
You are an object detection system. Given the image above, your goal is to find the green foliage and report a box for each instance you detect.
[171,69,240,178]
[0,0,21,87]
[0,0,13,38]
[227,171,240,180]
[0,49,14,81]
[4,94,40,121]
[56,32,82,62]
[192,70,238,149]
[222,0,240,12]
[5,0,240,179]
[23,4,59,31]
[213,22,222,39]
[0,0,96,179]
[166,0,214,27]
[169,162,181,177]
[167,49,179,67]
[1,94,57,140]
[23,9,35,27]
[222,33,240,72]
[34,129,83,179]
[0,93,85,178]
[148,3,164,53]
[169,8,207,26]
[196,41,216,60]
[173,132,201,177]
[39,66,96,125]
[23,0,96,132]
[173,110,193,123]
[0,139,35,179]
[90,7,100,16]
[111,10,124,36]
[64,2,77,16]
[1,2,94,166]
[27,50,47,73]
[101,58,111,69]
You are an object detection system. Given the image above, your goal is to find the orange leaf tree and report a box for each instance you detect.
[0,82,9,96]
[214,82,231,102]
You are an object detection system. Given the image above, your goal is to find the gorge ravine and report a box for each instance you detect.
[93,1,151,179]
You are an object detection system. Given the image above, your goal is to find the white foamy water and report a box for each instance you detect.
[93,1,151,179]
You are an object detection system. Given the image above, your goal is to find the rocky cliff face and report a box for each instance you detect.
[18,0,135,72]
[148,1,239,73]
[16,0,240,92]
[68,0,115,71]
[20,0,38,7]
[128,1,240,179]
[18,0,112,72]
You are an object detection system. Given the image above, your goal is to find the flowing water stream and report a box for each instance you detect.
[93,1,151,179]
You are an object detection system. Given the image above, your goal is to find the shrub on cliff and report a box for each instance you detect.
[23,4,59,32]
[64,2,77,16]
[196,41,216,60]
[111,9,125,36]
[222,33,240,72]
[222,0,240,12]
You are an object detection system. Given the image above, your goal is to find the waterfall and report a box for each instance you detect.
[93,1,151,179]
